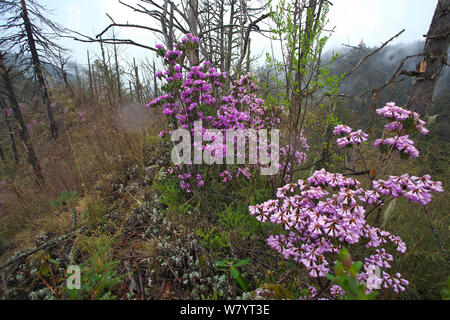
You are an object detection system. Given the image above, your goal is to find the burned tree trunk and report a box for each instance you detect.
[87,50,94,99]
[112,31,122,101]
[0,99,19,164]
[20,0,58,140]
[225,0,236,77]
[0,144,4,162]
[152,59,158,97]
[187,0,200,66]
[0,52,43,181]
[133,58,142,104]
[407,0,450,116]
[57,52,74,97]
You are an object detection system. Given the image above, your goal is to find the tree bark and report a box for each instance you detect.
[112,30,122,101]
[152,59,158,97]
[20,0,58,140]
[219,0,225,70]
[187,0,200,66]
[0,51,43,181]
[87,50,94,99]
[133,58,142,104]
[0,99,19,164]
[225,0,236,77]
[58,52,74,97]
[407,0,450,116]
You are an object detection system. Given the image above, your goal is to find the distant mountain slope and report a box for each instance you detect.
[325,41,449,111]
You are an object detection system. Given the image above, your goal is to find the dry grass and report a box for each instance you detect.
[0,87,166,265]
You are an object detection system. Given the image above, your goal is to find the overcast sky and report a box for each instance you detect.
[38,0,438,67]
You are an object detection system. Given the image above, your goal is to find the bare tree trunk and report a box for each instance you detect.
[62,68,74,97]
[291,0,325,136]
[152,59,158,97]
[0,52,43,181]
[0,99,19,164]
[161,1,175,50]
[219,0,225,70]
[93,68,99,101]
[20,0,58,140]
[187,0,200,66]
[100,40,111,91]
[246,38,251,73]
[58,52,74,97]
[225,0,236,82]
[407,0,450,116]
[87,50,94,99]
[133,58,142,104]
[113,31,122,101]
[129,80,133,101]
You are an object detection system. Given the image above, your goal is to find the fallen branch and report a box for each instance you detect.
[0,224,96,271]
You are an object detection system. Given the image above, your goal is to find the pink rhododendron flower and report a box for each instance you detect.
[333,124,352,136]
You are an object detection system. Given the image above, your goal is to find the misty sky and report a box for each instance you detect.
[38,0,438,67]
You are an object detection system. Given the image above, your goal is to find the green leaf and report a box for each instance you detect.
[326,274,336,282]
[230,266,240,280]
[38,262,50,276]
[216,260,228,268]
[334,261,344,276]
[235,274,248,292]
[234,258,250,268]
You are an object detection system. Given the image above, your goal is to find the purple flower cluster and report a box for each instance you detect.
[237,167,252,180]
[333,124,352,136]
[334,102,429,159]
[249,168,431,295]
[374,135,419,158]
[373,174,443,206]
[373,102,429,158]
[78,110,87,122]
[334,126,369,148]
[281,144,307,167]
[376,102,420,123]
[26,119,38,132]
[275,133,310,184]
[244,100,442,297]
[147,35,284,192]
[220,170,233,183]
[182,33,199,43]
[250,169,407,274]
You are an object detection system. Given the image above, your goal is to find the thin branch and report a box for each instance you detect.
[424,207,449,264]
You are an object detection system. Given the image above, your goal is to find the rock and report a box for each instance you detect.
[251,283,294,300]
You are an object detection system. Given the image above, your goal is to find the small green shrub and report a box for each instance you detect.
[216,258,250,292]
[83,200,108,224]
[51,190,79,209]
[326,248,378,300]
[196,227,229,253]
[65,233,123,300]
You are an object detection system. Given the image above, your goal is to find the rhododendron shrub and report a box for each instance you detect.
[250,103,443,298]
[147,35,307,191]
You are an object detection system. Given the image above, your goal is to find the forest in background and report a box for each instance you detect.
[0,0,448,301]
